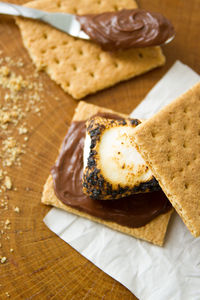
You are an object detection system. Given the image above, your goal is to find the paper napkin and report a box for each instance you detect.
[44,61,200,300]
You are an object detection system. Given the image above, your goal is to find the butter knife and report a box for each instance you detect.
[0,2,175,50]
[0,1,90,40]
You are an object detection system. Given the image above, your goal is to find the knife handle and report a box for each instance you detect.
[0,1,45,19]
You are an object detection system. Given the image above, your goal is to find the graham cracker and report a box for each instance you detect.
[133,82,200,237]
[41,101,173,246]
[16,0,165,99]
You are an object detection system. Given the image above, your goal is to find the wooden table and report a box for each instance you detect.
[0,0,199,299]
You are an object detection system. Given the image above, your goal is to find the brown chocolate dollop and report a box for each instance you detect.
[51,114,171,228]
[77,9,175,51]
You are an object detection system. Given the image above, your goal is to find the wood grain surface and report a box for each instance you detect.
[0,0,199,299]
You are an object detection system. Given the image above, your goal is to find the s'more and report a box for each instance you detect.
[133,82,200,237]
[42,102,173,246]
[16,0,166,99]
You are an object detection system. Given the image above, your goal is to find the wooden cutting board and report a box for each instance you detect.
[0,0,199,299]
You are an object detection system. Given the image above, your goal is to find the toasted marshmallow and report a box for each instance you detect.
[83,117,160,200]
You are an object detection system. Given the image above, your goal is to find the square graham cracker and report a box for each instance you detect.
[133,82,200,237]
[41,101,173,246]
[16,0,165,99]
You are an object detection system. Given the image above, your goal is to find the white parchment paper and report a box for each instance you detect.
[44,61,200,300]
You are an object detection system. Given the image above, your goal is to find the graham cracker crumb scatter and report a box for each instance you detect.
[0,49,45,263]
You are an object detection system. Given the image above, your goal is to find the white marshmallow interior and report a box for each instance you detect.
[99,126,152,186]
[83,125,153,187]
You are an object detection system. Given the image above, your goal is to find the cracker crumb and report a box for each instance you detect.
[10,248,14,252]
[1,256,7,263]
[5,219,10,226]
[0,65,27,92]
[34,107,40,113]
[18,126,28,135]
[14,206,20,213]
[0,53,45,255]
[4,219,11,230]
[2,138,23,167]
[4,176,12,190]
[0,65,10,76]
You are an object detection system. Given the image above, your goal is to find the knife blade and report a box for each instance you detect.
[0,1,90,40]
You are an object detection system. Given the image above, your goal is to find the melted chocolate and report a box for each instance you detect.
[51,113,171,228]
[77,9,175,51]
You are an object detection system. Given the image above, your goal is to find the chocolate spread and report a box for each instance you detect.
[51,114,171,228]
[77,9,175,51]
